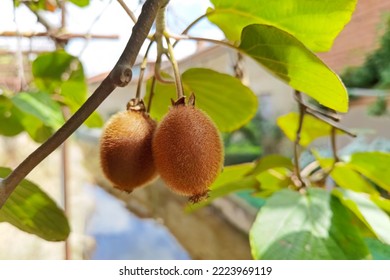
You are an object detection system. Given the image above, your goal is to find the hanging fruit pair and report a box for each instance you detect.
[99,94,224,202]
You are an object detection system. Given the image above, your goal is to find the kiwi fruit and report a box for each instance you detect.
[99,100,157,192]
[152,96,224,202]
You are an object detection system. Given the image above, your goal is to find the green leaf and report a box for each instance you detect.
[365,238,390,260]
[32,51,102,128]
[250,188,369,259]
[12,107,54,143]
[60,74,103,128]
[12,92,65,130]
[145,68,258,132]
[0,96,24,136]
[0,167,70,241]
[69,0,90,7]
[239,24,348,112]
[208,0,357,52]
[348,152,390,192]
[83,112,104,128]
[247,154,293,176]
[333,189,390,245]
[330,163,379,194]
[277,112,343,146]
[33,51,84,92]
[186,163,259,211]
[254,168,292,198]
[9,94,57,143]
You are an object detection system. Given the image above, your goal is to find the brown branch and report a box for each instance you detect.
[165,35,184,99]
[330,127,340,163]
[292,91,356,137]
[147,76,157,113]
[305,109,356,137]
[136,40,155,99]
[293,90,306,188]
[0,0,164,209]
[60,0,66,29]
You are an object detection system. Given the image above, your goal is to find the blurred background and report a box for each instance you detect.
[0,0,389,259]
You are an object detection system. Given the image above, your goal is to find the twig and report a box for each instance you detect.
[78,0,117,58]
[305,106,340,122]
[147,76,157,113]
[292,90,356,137]
[291,91,340,122]
[170,34,235,49]
[0,0,163,209]
[136,40,155,99]
[330,127,340,163]
[154,64,175,84]
[165,35,184,99]
[153,1,175,85]
[172,12,210,48]
[60,0,66,29]
[293,90,306,188]
[309,127,340,185]
[27,6,53,31]
[117,0,138,24]
[305,110,356,137]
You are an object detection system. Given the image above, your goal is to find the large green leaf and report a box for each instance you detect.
[0,96,24,136]
[330,163,379,194]
[348,152,390,192]
[12,92,65,130]
[208,0,357,52]
[240,24,348,112]
[144,68,258,132]
[333,189,390,245]
[0,167,70,241]
[250,188,369,259]
[186,163,259,211]
[277,112,343,146]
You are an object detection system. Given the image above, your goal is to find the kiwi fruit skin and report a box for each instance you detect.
[100,110,157,192]
[152,105,224,201]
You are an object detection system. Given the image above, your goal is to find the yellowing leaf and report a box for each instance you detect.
[277,112,343,146]
[208,0,357,52]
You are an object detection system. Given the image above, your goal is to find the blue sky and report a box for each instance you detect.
[0,0,222,77]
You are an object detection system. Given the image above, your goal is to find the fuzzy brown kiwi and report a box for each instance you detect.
[152,98,224,202]
[99,105,157,192]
